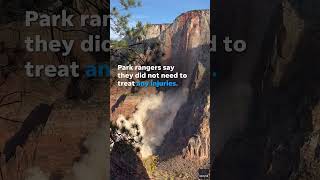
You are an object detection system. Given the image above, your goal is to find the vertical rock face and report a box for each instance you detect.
[144,24,169,40]
[151,10,210,179]
[214,0,320,179]
[141,10,210,160]
[271,0,305,86]
[273,1,320,179]
[160,10,210,81]
[154,9,210,159]
[110,9,210,179]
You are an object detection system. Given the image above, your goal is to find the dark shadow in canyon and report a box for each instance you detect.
[110,141,150,180]
[212,0,320,179]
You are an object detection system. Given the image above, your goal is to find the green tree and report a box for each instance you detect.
[110,0,149,41]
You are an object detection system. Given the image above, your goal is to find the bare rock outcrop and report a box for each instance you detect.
[153,9,210,160]
[159,10,210,78]
[144,24,169,40]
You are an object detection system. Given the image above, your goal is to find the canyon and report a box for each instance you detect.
[110,9,210,179]
[213,0,320,179]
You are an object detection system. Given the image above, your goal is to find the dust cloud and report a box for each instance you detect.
[25,127,107,180]
[117,88,189,159]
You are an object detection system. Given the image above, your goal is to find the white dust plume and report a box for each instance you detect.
[25,127,107,180]
[117,88,189,159]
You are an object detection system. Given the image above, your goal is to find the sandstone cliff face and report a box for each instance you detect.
[153,9,210,178]
[154,9,210,157]
[144,24,169,40]
[159,10,210,80]
[110,9,210,179]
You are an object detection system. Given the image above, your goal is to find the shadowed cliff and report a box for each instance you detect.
[213,0,320,179]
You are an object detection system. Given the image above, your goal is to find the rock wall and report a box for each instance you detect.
[144,24,169,40]
[213,0,320,179]
[110,9,210,179]
[159,10,210,80]
[151,9,210,161]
